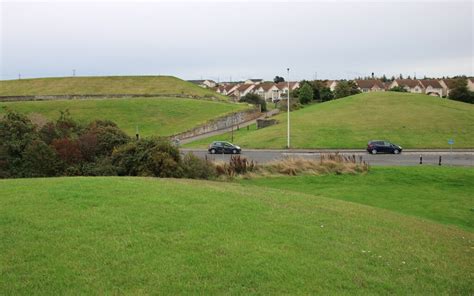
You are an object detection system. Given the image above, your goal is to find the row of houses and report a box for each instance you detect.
[344,78,474,97]
[216,81,300,102]
[190,77,474,100]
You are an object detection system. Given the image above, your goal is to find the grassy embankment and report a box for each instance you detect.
[185,92,474,148]
[0,98,247,137]
[0,76,225,99]
[1,168,473,294]
[241,166,474,231]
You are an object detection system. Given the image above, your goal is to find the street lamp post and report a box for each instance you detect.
[287,68,290,149]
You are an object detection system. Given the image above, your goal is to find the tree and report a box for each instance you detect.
[239,93,267,112]
[274,76,285,83]
[111,138,183,177]
[334,80,361,99]
[21,140,61,177]
[381,74,388,82]
[320,87,334,101]
[448,78,474,104]
[298,83,314,104]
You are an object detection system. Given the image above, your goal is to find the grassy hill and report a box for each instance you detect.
[242,166,474,231]
[0,98,247,137]
[1,172,472,294]
[0,76,225,99]
[186,92,474,148]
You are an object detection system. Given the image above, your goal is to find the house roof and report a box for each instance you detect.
[325,80,335,87]
[420,79,442,89]
[276,82,299,90]
[236,84,255,92]
[255,83,276,91]
[355,79,385,89]
[441,79,458,89]
[395,79,423,88]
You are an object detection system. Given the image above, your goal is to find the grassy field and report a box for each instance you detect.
[185,92,474,148]
[0,98,247,137]
[0,76,225,99]
[1,174,473,294]
[241,166,474,231]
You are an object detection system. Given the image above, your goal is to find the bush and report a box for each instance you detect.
[51,138,83,165]
[240,93,267,112]
[389,86,408,92]
[21,140,61,177]
[448,78,474,104]
[111,138,182,177]
[181,153,216,179]
[299,83,314,104]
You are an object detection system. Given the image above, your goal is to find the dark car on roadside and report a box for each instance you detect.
[208,141,241,154]
[367,140,403,154]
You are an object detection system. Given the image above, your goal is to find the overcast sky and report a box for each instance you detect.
[1,0,473,81]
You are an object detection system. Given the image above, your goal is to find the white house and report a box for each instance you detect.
[326,80,338,92]
[245,79,264,85]
[276,82,300,95]
[388,79,424,93]
[217,84,238,96]
[420,80,443,97]
[355,79,386,92]
[232,84,256,100]
[468,78,474,92]
[253,83,281,102]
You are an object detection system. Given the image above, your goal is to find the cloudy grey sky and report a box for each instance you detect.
[1,0,473,81]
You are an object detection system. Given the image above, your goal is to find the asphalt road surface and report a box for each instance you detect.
[181,149,474,166]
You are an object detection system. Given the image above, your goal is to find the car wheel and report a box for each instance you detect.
[371,149,377,155]
[394,149,400,154]
[210,149,216,154]
[232,149,237,154]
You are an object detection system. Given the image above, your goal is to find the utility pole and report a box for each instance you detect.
[287,68,290,149]
[72,69,76,77]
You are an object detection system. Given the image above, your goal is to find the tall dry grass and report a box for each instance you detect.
[213,153,369,179]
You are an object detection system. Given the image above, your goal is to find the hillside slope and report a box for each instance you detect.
[0,76,224,99]
[187,92,474,148]
[0,98,247,137]
[0,177,472,294]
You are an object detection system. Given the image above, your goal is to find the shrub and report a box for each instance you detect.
[39,122,60,145]
[51,138,83,165]
[214,155,256,177]
[240,93,267,112]
[111,138,182,177]
[389,86,408,92]
[21,139,61,177]
[181,153,216,179]
[299,83,314,104]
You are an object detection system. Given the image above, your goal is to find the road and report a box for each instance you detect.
[181,149,474,166]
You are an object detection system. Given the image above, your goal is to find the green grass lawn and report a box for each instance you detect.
[0,76,226,99]
[1,175,473,294]
[0,97,247,137]
[186,92,474,149]
[241,166,474,231]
